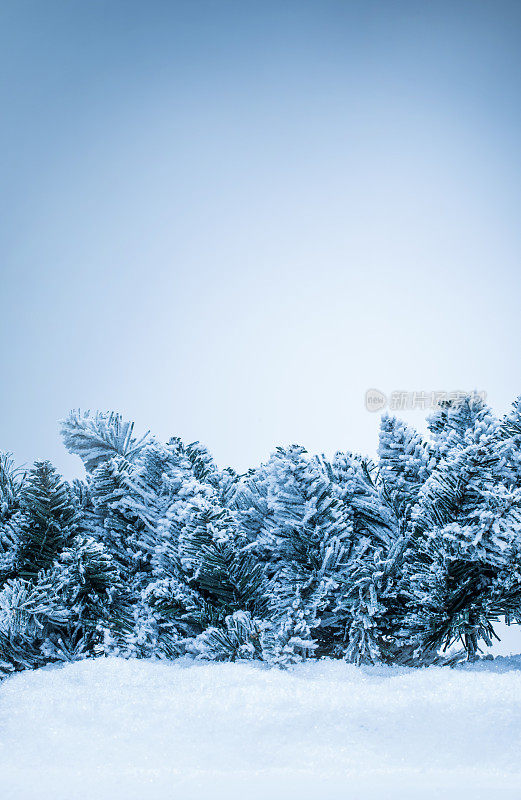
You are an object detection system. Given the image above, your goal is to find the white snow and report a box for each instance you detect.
[0,657,521,800]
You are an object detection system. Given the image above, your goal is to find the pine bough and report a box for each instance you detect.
[0,396,520,677]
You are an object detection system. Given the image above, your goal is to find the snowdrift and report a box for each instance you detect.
[1,657,521,799]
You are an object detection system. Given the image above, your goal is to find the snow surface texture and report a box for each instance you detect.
[1,657,521,800]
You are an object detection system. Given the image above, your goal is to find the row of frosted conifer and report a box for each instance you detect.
[0,394,520,676]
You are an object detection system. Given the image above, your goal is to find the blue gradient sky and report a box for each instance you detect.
[1,0,520,477]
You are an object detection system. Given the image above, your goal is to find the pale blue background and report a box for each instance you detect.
[1,1,520,477]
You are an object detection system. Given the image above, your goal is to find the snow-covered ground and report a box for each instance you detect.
[1,656,521,800]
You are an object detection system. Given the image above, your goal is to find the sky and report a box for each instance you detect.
[1,0,520,478]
